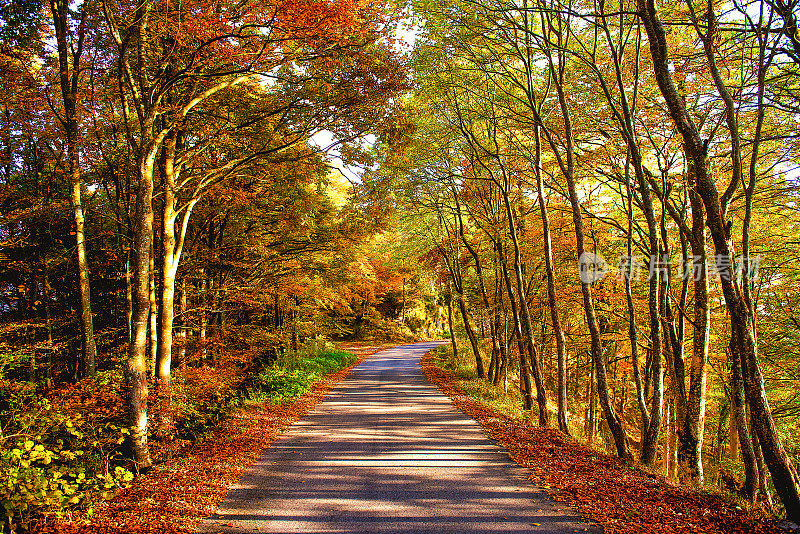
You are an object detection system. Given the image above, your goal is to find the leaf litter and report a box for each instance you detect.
[421,351,786,534]
[32,344,387,534]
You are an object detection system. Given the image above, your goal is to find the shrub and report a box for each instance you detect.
[0,383,133,533]
[247,348,357,402]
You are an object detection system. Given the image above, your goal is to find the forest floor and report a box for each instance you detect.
[30,343,794,534]
[421,351,794,534]
[32,342,389,534]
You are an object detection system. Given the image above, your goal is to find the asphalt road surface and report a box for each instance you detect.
[198,341,602,534]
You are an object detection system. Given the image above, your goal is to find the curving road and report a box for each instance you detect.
[199,341,602,534]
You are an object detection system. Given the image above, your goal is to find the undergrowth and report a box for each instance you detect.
[430,340,789,522]
[1,337,357,533]
[0,374,133,534]
[430,341,529,422]
[247,339,357,402]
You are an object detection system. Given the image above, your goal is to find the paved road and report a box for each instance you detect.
[199,341,601,533]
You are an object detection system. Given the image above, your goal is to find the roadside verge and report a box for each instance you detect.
[421,350,783,534]
[33,344,387,534]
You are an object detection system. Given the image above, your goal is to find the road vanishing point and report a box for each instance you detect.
[199,341,602,534]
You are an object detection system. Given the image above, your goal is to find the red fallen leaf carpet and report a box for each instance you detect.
[32,343,388,534]
[420,351,790,534]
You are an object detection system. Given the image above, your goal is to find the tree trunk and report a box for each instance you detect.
[156,203,176,438]
[200,269,208,363]
[156,134,194,439]
[497,272,509,389]
[439,200,484,380]
[750,409,775,510]
[638,0,800,517]
[499,189,548,426]
[526,30,630,457]
[124,145,156,470]
[663,400,671,477]
[178,278,187,367]
[729,400,739,462]
[72,172,97,377]
[457,297,485,379]
[126,254,133,344]
[43,274,53,347]
[50,0,96,377]
[499,252,534,412]
[534,125,567,433]
[401,279,406,325]
[713,399,728,485]
[587,362,596,444]
[149,248,157,377]
[588,4,662,461]
[624,167,649,444]
[458,200,499,383]
[731,329,758,502]
[669,398,679,481]
[677,188,710,486]
[446,290,458,362]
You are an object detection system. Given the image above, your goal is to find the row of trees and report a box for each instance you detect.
[388,0,800,520]
[1,0,410,470]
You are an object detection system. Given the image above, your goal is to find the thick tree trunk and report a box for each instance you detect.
[638,226,663,466]
[624,174,649,444]
[125,147,156,470]
[72,175,97,377]
[677,189,710,486]
[156,136,194,439]
[731,329,758,502]
[156,213,176,438]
